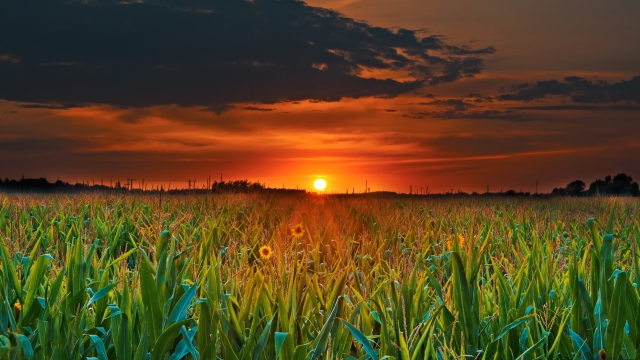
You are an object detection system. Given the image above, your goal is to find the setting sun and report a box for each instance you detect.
[314,178,327,191]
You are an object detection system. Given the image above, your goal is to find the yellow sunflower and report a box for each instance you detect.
[291,223,305,238]
[259,245,273,260]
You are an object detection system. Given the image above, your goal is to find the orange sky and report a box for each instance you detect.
[1,0,639,193]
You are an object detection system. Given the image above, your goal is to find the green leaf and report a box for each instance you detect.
[341,319,377,360]
[494,316,531,342]
[1,241,23,302]
[179,325,199,360]
[606,271,627,360]
[87,283,117,307]
[292,343,310,360]
[133,329,149,360]
[107,247,138,268]
[569,329,593,360]
[451,252,477,354]
[251,315,275,360]
[140,261,163,347]
[516,332,548,360]
[21,255,50,324]
[88,334,109,360]
[167,283,197,325]
[274,332,288,359]
[150,319,191,360]
[310,296,341,359]
[15,333,34,358]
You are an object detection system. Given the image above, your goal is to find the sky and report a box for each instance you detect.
[1,0,639,193]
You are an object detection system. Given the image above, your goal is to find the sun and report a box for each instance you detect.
[314,178,327,191]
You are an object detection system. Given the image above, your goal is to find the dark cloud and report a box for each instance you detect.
[510,105,640,111]
[0,53,21,64]
[18,103,88,110]
[424,98,474,111]
[498,75,640,103]
[405,109,529,121]
[242,106,275,112]
[0,136,92,153]
[0,0,494,112]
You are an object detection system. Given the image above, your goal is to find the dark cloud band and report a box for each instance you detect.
[0,0,494,112]
[498,76,640,103]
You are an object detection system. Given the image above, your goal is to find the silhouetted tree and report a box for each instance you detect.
[588,173,638,196]
[566,180,586,196]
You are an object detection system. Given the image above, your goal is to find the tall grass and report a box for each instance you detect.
[0,193,638,359]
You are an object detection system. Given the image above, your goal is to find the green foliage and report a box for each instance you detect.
[0,193,638,359]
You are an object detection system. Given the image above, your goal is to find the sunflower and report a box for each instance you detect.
[259,245,273,260]
[291,223,305,238]
[14,302,21,312]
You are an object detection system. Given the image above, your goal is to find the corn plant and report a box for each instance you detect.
[0,193,638,359]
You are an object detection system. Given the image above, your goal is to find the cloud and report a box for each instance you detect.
[510,104,640,111]
[18,103,88,110]
[0,136,93,153]
[498,75,640,103]
[405,109,529,121]
[242,106,275,112]
[423,98,474,111]
[0,53,21,64]
[0,0,494,112]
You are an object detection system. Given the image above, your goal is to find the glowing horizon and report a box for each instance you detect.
[1,0,639,192]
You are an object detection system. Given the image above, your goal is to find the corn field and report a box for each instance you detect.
[0,193,639,359]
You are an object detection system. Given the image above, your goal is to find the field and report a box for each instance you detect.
[0,193,639,360]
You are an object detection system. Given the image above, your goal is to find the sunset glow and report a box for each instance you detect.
[0,0,638,192]
[314,178,327,191]
[2,2,639,358]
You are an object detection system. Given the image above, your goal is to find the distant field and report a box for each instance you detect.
[0,193,638,359]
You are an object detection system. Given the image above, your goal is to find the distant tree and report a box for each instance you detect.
[611,173,634,195]
[588,173,638,196]
[566,180,586,196]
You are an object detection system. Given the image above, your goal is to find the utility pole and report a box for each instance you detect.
[536,180,538,195]
[365,180,368,193]
[127,178,136,191]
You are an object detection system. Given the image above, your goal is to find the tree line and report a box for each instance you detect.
[0,177,305,194]
[551,173,639,196]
